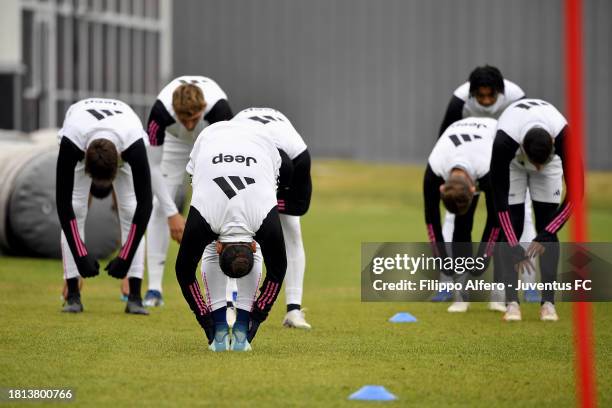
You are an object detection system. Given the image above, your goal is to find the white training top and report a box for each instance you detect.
[454,79,525,119]
[232,107,307,160]
[496,98,567,148]
[429,117,497,181]
[58,98,145,151]
[187,121,281,242]
[157,75,228,143]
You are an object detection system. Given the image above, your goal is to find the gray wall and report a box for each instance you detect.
[174,0,611,169]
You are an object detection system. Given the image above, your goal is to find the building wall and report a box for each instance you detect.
[8,0,171,131]
[173,0,611,169]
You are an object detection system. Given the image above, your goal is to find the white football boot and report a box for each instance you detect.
[488,302,507,312]
[540,301,559,322]
[503,301,522,321]
[447,301,469,313]
[282,309,312,329]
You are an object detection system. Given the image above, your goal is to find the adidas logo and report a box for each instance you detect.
[554,189,561,196]
[214,176,256,199]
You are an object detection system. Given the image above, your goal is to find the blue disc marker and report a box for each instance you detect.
[348,385,398,401]
[389,312,417,323]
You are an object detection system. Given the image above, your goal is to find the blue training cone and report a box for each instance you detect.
[389,312,417,323]
[348,385,397,401]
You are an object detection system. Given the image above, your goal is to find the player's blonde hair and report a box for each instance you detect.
[172,83,206,117]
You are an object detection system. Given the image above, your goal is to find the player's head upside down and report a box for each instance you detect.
[216,241,257,279]
[440,171,475,216]
[85,138,119,198]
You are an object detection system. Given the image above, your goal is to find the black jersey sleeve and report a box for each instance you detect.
[278,149,312,216]
[490,130,521,246]
[277,149,294,190]
[146,100,175,146]
[439,95,465,137]
[423,164,448,258]
[539,126,582,239]
[56,137,100,277]
[175,206,218,342]
[204,99,234,124]
[113,139,153,265]
[251,207,287,323]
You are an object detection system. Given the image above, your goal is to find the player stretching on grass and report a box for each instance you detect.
[144,76,233,308]
[490,98,582,322]
[233,107,313,329]
[57,98,155,314]
[424,117,501,312]
[434,66,540,303]
[175,119,287,351]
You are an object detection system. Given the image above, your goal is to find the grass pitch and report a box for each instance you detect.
[1,160,611,407]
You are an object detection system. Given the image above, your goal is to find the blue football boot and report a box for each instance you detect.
[431,289,452,302]
[208,324,230,352]
[230,322,252,352]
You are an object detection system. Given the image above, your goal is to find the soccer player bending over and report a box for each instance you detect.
[424,117,501,313]
[435,65,539,303]
[490,98,583,322]
[57,98,159,314]
[175,119,287,351]
[145,76,233,307]
[233,107,313,329]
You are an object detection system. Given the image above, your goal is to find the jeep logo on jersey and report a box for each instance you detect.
[212,153,257,166]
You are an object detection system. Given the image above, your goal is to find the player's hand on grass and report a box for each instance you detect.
[105,257,130,279]
[76,255,100,278]
[168,213,185,243]
[197,313,215,345]
[247,318,261,342]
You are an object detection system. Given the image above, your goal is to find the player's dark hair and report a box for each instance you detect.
[468,65,505,96]
[441,176,473,215]
[523,127,553,165]
[219,243,255,279]
[85,139,118,182]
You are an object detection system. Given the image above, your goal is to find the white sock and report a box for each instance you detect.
[147,253,166,292]
[439,211,454,285]
[280,215,306,306]
[520,192,537,284]
[145,193,175,292]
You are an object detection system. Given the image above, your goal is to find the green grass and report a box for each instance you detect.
[1,160,611,407]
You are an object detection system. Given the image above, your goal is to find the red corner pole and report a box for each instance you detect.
[565,0,596,407]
